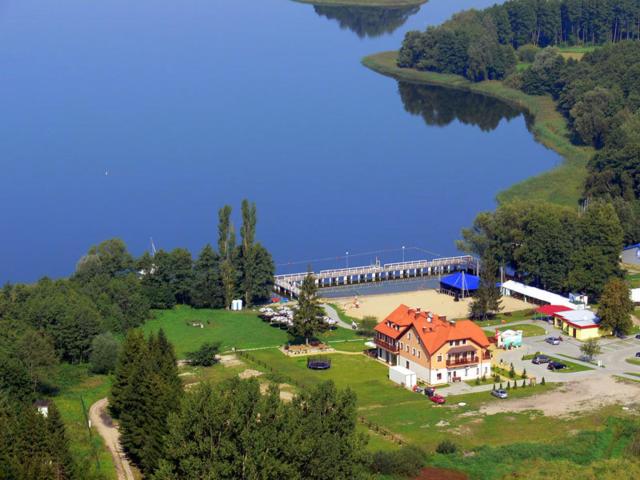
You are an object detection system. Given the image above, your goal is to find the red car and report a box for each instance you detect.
[430,394,446,404]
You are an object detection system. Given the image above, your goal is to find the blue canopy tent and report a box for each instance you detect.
[439,272,479,298]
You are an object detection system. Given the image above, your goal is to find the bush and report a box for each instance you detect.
[369,445,426,476]
[435,440,458,455]
[357,316,378,337]
[186,342,221,367]
[517,44,540,63]
[89,333,120,374]
[541,377,546,385]
[509,363,516,378]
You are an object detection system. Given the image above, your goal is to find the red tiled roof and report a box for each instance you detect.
[374,304,490,355]
[536,305,572,315]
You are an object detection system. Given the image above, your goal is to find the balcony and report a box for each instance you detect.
[482,352,491,360]
[446,357,479,367]
[374,338,399,353]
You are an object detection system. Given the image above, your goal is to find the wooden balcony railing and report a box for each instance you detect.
[374,338,399,353]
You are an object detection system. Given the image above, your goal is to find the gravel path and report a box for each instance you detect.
[89,398,135,480]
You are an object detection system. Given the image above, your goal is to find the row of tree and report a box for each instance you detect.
[137,201,275,310]
[0,398,76,480]
[398,0,640,81]
[110,330,183,475]
[459,200,623,299]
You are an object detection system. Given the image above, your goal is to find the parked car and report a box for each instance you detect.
[635,334,640,340]
[635,352,640,358]
[548,361,567,370]
[491,389,508,399]
[429,394,446,404]
[532,355,550,364]
[545,337,561,346]
[424,387,436,397]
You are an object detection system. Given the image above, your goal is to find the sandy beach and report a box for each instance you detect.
[325,289,531,321]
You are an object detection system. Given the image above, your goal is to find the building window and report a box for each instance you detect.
[417,351,421,359]
[449,341,453,346]
[462,340,466,344]
[437,355,442,362]
[437,373,442,380]
[412,348,416,356]
[406,345,409,352]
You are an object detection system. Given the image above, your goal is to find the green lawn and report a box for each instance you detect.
[626,272,640,288]
[143,306,359,357]
[142,307,290,357]
[558,45,597,60]
[626,357,640,367]
[51,364,116,479]
[474,309,536,326]
[495,323,546,337]
[362,51,593,207]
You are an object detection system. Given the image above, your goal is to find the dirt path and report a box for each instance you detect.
[89,398,135,480]
[480,375,640,417]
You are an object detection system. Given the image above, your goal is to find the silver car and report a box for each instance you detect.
[545,337,561,346]
[491,389,508,399]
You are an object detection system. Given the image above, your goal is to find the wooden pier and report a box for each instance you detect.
[274,255,477,298]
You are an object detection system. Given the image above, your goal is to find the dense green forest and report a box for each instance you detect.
[0,200,275,479]
[395,0,640,297]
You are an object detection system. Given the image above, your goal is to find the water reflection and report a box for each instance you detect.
[312,4,422,38]
[398,82,523,132]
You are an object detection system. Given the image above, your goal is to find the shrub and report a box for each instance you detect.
[506,381,511,390]
[541,377,546,385]
[436,440,458,455]
[509,363,516,378]
[628,430,640,457]
[513,380,518,389]
[369,445,426,475]
[522,368,527,379]
[186,342,221,367]
[89,333,120,374]
[517,44,540,63]
[357,316,378,337]
[522,379,527,388]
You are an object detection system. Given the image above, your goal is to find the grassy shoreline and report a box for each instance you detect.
[362,51,594,207]
[294,0,427,6]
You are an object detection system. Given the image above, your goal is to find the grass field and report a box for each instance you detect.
[626,357,640,366]
[533,354,594,373]
[141,306,359,357]
[51,365,116,480]
[627,272,640,288]
[495,323,547,337]
[558,45,597,60]
[361,51,593,207]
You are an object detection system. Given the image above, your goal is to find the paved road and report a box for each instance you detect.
[322,304,354,330]
[89,398,135,480]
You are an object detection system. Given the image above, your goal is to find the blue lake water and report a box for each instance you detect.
[0,0,560,283]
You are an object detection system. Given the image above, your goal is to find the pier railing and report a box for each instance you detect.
[274,255,476,298]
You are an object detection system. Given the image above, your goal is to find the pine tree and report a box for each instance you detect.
[46,403,76,480]
[291,272,326,344]
[109,330,147,419]
[190,244,224,309]
[469,255,503,320]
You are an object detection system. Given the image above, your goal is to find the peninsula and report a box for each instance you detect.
[362,51,592,207]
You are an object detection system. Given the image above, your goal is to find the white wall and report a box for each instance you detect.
[398,355,430,383]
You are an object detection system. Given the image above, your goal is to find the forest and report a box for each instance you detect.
[0,200,275,478]
[395,0,640,296]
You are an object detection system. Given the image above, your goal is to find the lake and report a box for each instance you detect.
[0,0,560,283]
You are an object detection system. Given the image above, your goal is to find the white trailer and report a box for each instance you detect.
[389,365,416,389]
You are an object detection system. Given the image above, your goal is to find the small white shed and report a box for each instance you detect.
[631,288,640,304]
[389,365,417,389]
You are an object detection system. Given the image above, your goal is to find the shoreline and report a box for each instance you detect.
[293,0,427,7]
[362,51,594,207]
